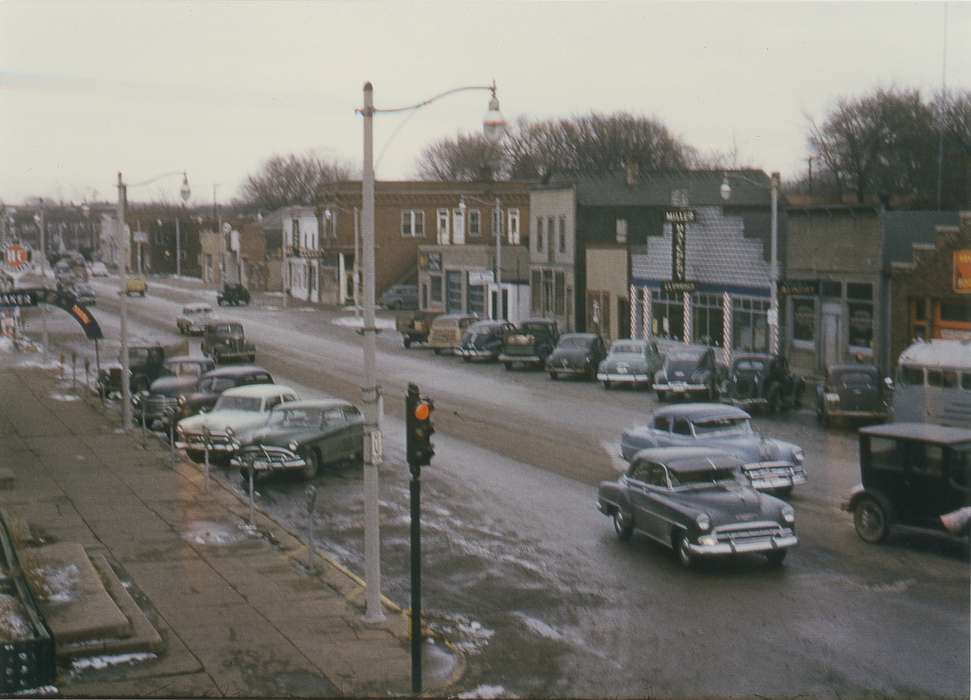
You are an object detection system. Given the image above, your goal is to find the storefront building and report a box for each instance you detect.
[529,184,577,332]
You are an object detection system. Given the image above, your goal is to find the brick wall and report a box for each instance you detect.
[787,207,882,277]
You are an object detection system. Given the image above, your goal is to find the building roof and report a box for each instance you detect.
[564,170,773,208]
[882,210,961,266]
[860,422,971,445]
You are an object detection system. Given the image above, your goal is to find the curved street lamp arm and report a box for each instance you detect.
[127,169,187,189]
[358,82,496,115]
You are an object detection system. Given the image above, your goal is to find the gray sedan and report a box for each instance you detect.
[597,339,666,389]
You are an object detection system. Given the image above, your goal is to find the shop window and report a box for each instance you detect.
[910,298,928,341]
[446,270,463,313]
[692,293,723,347]
[652,289,684,340]
[820,280,842,298]
[543,270,554,315]
[940,302,971,324]
[468,279,486,315]
[848,301,874,349]
[554,271,566,315]
[792,297,815,343]
[531,270,542,313]
[847,282,872,301]
[430,275,443,303]
[732,297,769,352]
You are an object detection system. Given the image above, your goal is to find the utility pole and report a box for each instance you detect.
[281,218,288,309]
[117,173,132,429]
[495,197,503,321]
[36,205,48,362]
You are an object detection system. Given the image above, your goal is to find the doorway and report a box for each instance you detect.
[822,301,842,368]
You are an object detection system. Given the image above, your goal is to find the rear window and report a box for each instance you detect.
[734,359,766,372]
[898,366,924,386]
[611,343,643,354]
[835,372,875,388]
[559,335,593,349]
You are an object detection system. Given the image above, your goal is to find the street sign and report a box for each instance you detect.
[0,242,32,274]
[468,271,494,285]
[0,290,37,307]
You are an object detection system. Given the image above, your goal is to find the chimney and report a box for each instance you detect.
[625,160,639,188]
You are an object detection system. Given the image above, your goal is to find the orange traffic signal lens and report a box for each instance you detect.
[414,402,431,421]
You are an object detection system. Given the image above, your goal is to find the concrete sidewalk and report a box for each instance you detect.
[0,364,458,697]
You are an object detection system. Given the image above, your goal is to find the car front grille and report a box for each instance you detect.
[144,395,179,418]
[713,522,791,543]
[184,431,231,447]
[237,445,298,464]
[745,461,799,479]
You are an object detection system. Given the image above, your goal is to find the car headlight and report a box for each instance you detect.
[176,425,184,436]
[177,395,186,406]
[781,505,795,523]
[695,513,711,531]
[288,440,298,452]
[792,447,804,465]
[698,534,717,546]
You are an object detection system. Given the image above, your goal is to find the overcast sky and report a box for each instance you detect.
[2,1,969,207]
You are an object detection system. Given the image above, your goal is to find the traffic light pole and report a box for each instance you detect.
[409,459,422,695]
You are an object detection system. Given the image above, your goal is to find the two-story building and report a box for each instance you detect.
[260,206,346,305]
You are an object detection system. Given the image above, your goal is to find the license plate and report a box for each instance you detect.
[825,392,839,401]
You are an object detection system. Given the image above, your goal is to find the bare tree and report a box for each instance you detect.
[238,151,355,212]
[415,132,506,181]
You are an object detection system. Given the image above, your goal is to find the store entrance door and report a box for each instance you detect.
[821,302,842,369]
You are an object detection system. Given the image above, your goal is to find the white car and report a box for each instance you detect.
[175,384,298,463]
[177,302,215,336]
[90,262,109,277]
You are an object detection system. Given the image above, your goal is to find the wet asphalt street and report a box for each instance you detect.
[19,279,970,698]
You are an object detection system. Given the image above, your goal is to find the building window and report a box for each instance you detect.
[437,209,450,245]
[692,293,723,347]
[531,269,542,313]
[401,210,425,237]
[446,270,463,313]
[422,283,429,309]
[291,219,300,251]
[732,297,770,352]
[467,209,481,237]
[848,302,874,350]
[558,217,566,253]
[616,218,628,244]
[652,289,685,340]
[554,271,565,315]
[468,277,486,315]
[791,297,816,344]
[323,211,337,239]
[507,209,520,244]
[536,217,544,253]
[542,270,554,315]
[430,275,443,303]
[547,217,555,253]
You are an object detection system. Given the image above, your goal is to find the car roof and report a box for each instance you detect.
[733,353,772,361]
[221,384,295,398]
[860,422,971,445]
[274,399,352,411]
[434,313,478,321]
[828,363,879,374]
[654,403,751,421]
[166,355,212,364]
[203,365,270,378]
[611,338,646,347]
[521,318,555,325]
[630,446,744,471]
[206,320,242,327]
[469,320,505,328]
[560,333,597,340]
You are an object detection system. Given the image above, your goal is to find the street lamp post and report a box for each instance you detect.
[357,80,506,623]
[176,172,191,277]
[32,206,48,362]
[720,171,780,354]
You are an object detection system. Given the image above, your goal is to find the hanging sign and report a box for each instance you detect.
[666,209,695,283]
[1,242,33,274]
[778,279,820,296]
[954,250,971,294]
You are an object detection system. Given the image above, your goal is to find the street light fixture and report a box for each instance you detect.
[356,80,506,624]
[720,171,780,354]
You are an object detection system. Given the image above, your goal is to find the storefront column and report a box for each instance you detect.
[642,288,652,339]
[682,291,693,343]
[722,292,733,365]
[629,284,638,339]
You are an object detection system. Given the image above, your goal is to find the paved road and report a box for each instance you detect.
[20,280,970,698]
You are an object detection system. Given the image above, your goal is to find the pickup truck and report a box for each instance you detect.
[201,321,256,364]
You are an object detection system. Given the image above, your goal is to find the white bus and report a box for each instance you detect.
[894,339,971,428]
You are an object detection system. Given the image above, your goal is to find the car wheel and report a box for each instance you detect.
[503,362,513,370]
[854,495,890,544]
[767,385,781,413]
[300,449,320,480]
[433,348,442,356]
[612,510,633,542]
[656,390,667,402]
[602,380,611,390]
[765,549,788,567]
[549,371,558,380]
[403,337,412,349]
[674,532,694,568]
[217,299,224,306]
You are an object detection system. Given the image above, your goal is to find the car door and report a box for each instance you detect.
[321,407,348,460]
[625,461,657,535]
[341,406,364,458]
[903,441,949,526]
[640,463,675,542]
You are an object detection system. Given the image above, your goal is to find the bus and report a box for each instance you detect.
[894,339,971,428]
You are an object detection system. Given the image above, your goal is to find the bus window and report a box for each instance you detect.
[898,365,924,386]
[962,373,971,391]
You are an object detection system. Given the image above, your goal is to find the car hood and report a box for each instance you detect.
[548,348,592,365]
[178,410,267,434]
[150,376,198,396]
[668,485,780,523]
[239,425,321,447]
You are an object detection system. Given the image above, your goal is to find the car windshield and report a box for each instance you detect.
[734,359,766,372]
[691,417,753,436]
[671,467,745,489]
[166,362,204,377]
[129,349,151,363]
[214,324,243,337]
[559,335,593,349]
[214,395,262,412]
[834,371,876,388]
[268,407,324,427]
[611,343,644,355]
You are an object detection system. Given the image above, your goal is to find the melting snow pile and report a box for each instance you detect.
[434,615,495,655]
[71,652,157,672]
[458,686,507,699]
[49,393,80,402]
[0,593,32,641]
[0,337,14,353]
[181,520,247,546]
[28,563,80,604]
[331,316,396,330]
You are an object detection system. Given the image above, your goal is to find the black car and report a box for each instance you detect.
[232,399,365,483]
[201,321,257,364]
[817,363,893,427]
[498,319,559,370]
[175,365,274,419]
[846,423,971,544]
[724,353,805,414]
[455,320,515,362]
[133,355,216,430]
[597,446,797,567]
[217,283,251,306]
[546,333,607,380]
[653,344,724,402]
[96,345,166,397]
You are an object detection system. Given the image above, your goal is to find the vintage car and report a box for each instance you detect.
[455,320,515,361]
[96,344,166,397]
[177,303,215,335]
[217,283,251,306]
[499,319,560,370]
[201,321,256,364]
[597,446,797,567]
[67,282,96,306]
[125,276,147,296]
[176,384,298,464]
[597,338,666,389]
[653,344,724,402]
[845,422,971,544]
[89,261,109,277]
[175,365,275,419]
[133,355,216,430]
[620,403,807,494]
[427,313,479,355]
[546,333,607,380]
[231,399,365,482]
[817,363,893,427]
[724,353,805,414]
[396,310,441,349]
[380,284,418,310]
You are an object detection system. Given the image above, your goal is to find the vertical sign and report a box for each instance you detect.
[954,250,971,294]
[665,209,695,283]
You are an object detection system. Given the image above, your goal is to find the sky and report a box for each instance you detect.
[2,1,969,207]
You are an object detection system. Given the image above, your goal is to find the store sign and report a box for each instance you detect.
[468,271,494,285]
[662,280,696,294]
[419,252,442,272]
[1,242,32,274]
[666,208,695,282]
[778,279,819,296]
[0,287,102,339]
[0,290,37,307]
[954,250,971,294]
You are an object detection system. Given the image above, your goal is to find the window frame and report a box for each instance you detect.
[400,209,425,238]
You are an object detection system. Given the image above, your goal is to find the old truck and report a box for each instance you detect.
[201,321,257,364]
[396,310,442,349]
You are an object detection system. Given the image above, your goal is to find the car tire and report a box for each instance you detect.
[854,495,891,544]
[602,380,612,390]
[403,337,412,349]
[612,510,633,542]
[767,384,781,413]
[765,549,788,567]
[300,449,320,480]
[656,390,667,402]
[549,371,558,380]
[503,362,513,370]
[674,531,694,568]
[248,355,256,363]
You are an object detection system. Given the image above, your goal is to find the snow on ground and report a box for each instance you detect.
[71,652,157,672]
[49,392,79,402]
[0,337,13,353]
[0,593,33,640]
[11,685,59,696]
[29,563,80,604]
[331,316,396,330]
[181,520,253,546]
[457,685,508,699]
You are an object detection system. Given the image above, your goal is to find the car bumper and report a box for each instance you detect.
[212,351,254,361]
[455,348,495,359]
[176,440,237,454]
[597,372,650,383]
[823,406,889,420]
[499,353,541,364]
[686,534,798,556]
[743,462,808,490]
[231,455,307,472]
[550,365,591,375]
[655,381,708,395]
[723,397,767,408]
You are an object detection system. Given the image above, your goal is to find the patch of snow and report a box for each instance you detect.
[331,316,396,330]
[0,337,14,353]
[11,684,59,696]
[49,392,79,402]
[0,593,33,640]
[30,563,80,603]
[181,520,246,546]
[17,358,62,370]
[511,612,564,641]
[71,652,157,672]
[432,614,494,655]
[458,685,507,699]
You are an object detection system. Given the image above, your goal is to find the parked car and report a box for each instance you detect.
[89,261,109,277]
[724,353,805,414]
[597,338,666,389]
[67,282,96,306]
[201,321,256,364]
[455,320,515,362]
[177,303,215,335]
[427,313,478,355]
[175,365,275,419]
[125,276,147,296]
[133,355,217,430]
[654,344,724,402]
[845,422,971,544]
[380,284,418,310]
[546,333,607,380]
[396,310,441,349]
[597,446,797,567]
[96,344,166,397]
[175,384,298,464]
[620,403,807,494]
[499,319,559,370]
[217,283,251,306]
[232,399,365,482]
[816,363,893,427]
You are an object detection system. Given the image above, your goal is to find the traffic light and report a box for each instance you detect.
[406,383,435,467]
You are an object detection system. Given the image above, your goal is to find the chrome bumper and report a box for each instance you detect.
[499,353,541,364]
[598,372,650,383]
[231,455,306,471]
[655,381,708,394]
[455,348,495,359]
[687,534,798,556]
[550,365,590,375]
